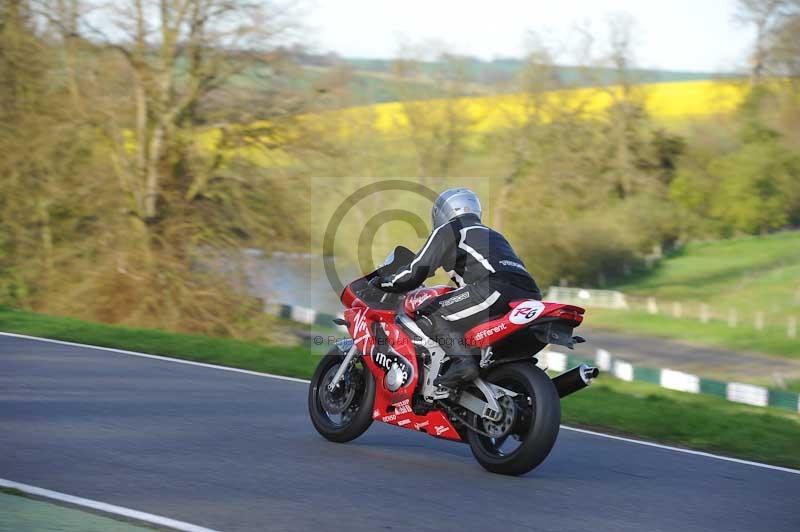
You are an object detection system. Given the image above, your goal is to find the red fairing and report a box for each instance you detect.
[464,300,585,349]
[343,304,461,441]
[340,284,362,309]
[403,285,453,317]
[369,396,461,441]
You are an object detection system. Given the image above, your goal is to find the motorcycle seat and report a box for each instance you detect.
[463,300,584,348]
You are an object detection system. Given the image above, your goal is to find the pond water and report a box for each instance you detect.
[241,250,362,315]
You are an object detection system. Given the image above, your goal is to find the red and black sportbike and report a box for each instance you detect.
[308,246,598,475]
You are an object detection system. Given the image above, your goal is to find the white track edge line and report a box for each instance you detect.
[0,478,221,532]
[3,331,799,476]
[558,426,800,475]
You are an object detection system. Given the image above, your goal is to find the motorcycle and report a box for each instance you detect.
[308,246,598,475]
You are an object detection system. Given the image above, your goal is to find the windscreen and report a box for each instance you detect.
[345,246,416,308]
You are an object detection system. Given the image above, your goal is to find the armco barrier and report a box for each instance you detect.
[269,302,342,329]
[540,349,800,414]
[271,302,800,414]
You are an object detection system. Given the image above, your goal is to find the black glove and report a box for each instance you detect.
[368,276,385,290]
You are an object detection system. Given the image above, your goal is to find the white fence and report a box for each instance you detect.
[547,287,797,340]
[625,295,798,340]
[545,287,628,309]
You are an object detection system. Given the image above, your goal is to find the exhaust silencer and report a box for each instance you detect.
[552,364,599,398]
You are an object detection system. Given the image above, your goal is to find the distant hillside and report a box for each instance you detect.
[296,54,738,105]
[344,56,728,87]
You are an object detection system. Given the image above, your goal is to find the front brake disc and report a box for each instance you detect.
[320,364,356,415]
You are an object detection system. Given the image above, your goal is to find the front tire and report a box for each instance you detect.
[467,362,560,476]
[308,346,375,443]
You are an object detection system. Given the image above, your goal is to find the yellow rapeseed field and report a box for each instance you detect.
[323,79,748,133]
[195,79,750,165]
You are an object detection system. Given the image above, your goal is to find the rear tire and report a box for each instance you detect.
[466,362,560,476]
[308,346,375,443]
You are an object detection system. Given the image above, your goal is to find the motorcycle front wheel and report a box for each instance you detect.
[466,361,561,476]
[308,345,375,443]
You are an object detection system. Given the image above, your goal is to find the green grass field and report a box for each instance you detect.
[615,231,800,311]
[594,231,800,358]
[587,309,800,360]
[1,306,798,469]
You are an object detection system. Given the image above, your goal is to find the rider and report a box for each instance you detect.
[373,188,542,386]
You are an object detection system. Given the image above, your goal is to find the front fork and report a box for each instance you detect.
[327,344,359,392]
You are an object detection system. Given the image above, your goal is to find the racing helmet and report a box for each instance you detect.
[431,188,482,228]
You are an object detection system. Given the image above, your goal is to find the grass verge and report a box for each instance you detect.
[0,490,157,532]
[561,379,799,468]
[0,306,320,378]
[0,487,27,497]
[1,306,798,469]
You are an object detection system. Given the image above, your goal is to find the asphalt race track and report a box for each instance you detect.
[2,335,799,532]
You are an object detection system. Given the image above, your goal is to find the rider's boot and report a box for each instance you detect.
[416,313,479,387]
[432,326,479,386]
[434,354,478,387]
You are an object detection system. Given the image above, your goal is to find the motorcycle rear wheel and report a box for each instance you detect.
[308,345,375,443]
[466,361,560,476]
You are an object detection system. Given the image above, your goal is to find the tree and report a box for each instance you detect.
[490,19,686,286]
[710,142,800,233]
[733,0,799,84]
[392,46,480,178]
[768,4,800,78]
[0,0,90,307]
[767,4,800,143]
[20,0,313,336]
[489,29,599,230]
[672,111,800,236]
